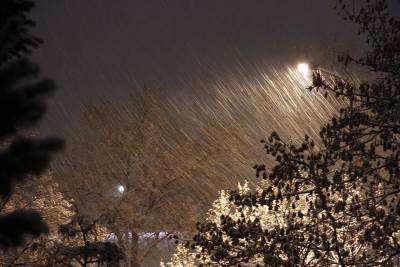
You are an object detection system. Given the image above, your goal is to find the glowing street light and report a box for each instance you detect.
[298,60,342,78]
[117,185,125,193]
[297,62,310,76]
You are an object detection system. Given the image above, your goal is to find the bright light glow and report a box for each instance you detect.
[297,63,310,76]
[117,185,125,193]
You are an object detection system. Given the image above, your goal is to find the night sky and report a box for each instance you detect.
[31,0,358,134]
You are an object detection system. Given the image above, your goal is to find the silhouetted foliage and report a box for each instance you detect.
[183,0,400,266]
[45,205,124,267]
[0,210,48,247]
[0,0,42,62]
[0,0,63,249]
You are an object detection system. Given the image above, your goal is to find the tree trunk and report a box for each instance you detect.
[129,231,140,267]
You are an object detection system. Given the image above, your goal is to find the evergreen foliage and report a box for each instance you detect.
[0,0,63,249]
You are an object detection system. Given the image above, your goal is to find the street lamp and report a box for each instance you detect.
[297,62,310,76]
[117,185,125,193]
[298,62,342,80]
[315,66,342,80]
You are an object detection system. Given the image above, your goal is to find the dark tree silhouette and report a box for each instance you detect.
[0,0,63,248]
[185,0,400,266]
[44,204,124,267]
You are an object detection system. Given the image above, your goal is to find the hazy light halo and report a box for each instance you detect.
[297,62,310,76]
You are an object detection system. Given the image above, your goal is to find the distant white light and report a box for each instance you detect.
[117,185,125,193]
[297,63,310,76]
